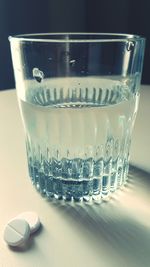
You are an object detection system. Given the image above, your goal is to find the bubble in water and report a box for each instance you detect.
[61,51,70,62]
[69,59,76,66]
[81,70,85,74]
[17,68,21,72]
[32,68,44,83]
[126,41,134,51]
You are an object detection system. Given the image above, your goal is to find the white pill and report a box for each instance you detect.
[3,218,30,247]
[16,211,41,233]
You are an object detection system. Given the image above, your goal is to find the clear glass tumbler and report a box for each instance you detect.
[9,33,145,201]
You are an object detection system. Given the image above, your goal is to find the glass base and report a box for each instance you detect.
[28,163,129,202]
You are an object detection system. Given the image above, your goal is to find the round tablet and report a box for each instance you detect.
[3,218,30,247]
[16,211,41,233]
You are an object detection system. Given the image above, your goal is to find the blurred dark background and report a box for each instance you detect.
[0,0,149,90]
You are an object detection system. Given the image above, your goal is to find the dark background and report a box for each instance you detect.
[0,0,149,90]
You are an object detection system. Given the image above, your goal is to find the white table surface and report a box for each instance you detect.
[0,86,150,267]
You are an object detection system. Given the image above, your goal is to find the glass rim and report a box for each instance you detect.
[9,32,145,43]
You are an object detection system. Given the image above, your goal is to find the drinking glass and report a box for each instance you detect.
[9,33,145,201]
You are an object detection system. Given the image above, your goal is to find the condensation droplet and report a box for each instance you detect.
[126,41,134,51]
[32,67,44,83]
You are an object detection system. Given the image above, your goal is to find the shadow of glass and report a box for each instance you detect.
[49,166,150,267]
